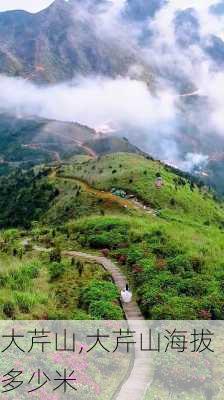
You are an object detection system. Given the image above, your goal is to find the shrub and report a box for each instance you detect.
[151,297,198,319]
[77,261,84,277]
[167,254,192,274]
[127,246,144,265]
[198,309,212,319]
[191,256,205,273]
[14,292,48,313]
[50,247,61,263]
[72,310,90,320]
[118,255,127,264]
[177,277,208,296]
[14,292,35,313]
[48,262,65,281]
[80,280,119,309]
[89,300,123,319]
[88,231,126,249]
[3,302,16,319]
[23,263,39,279]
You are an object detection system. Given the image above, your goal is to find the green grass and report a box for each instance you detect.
[61,152,224,226]
[45,174,127,225]
[0,251,123,320]
[0,151,224,320]
[68,213,224,319]
[144,382,205,400]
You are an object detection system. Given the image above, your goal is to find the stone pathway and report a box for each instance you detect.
[63,250,152,400]
[64,251,144,321]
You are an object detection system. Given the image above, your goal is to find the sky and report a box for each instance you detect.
[0,0,54,13]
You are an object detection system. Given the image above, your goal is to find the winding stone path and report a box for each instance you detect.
[63,251,144,321]
[33,244,152,398]
[63,250,152,400]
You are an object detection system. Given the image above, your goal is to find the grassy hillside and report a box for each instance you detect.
[0,230,122,320]
[60,153,224,226]
[48,152,224,319]
[0,152,224,319]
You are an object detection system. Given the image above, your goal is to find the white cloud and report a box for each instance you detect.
[180,153,209,172]
[0,74,177,132]
[1,0,224,170]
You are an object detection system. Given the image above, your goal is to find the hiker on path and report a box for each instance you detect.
[121,284,132,303]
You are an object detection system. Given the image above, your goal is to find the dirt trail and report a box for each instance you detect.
[54,172,156,216]
[72,139,97,158]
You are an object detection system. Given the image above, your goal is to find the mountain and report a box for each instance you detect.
[124,0,167,21]
[0,113,96,162]
[174,8,200,47]
[0,0,139,83]
[0,113,143,177]
[1,0,224,197]
[204,34,224,64]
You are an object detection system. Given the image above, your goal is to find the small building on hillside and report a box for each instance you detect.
[155,176,164,189]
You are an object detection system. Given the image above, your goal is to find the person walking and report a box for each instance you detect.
[121,283,132,303]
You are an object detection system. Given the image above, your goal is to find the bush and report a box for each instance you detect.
[88,231,126,249]
[151,297,198,319]
[79,280,122,319]
[127,245,144,265]
[48,262,65,281]
[5,263,40,290]
[89,300,123,319]
[177,276,208,297]
[50,247,61,263]
[23,263,39,279]
[81,281,118,308]
[3,301,16,319]
[167,254,192,274]
[14,292,35,313]
[14,292,47,313]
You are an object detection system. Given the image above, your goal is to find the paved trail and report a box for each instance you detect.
[34,224,153,398]
[63,250,152,400]
[63,251,144,320]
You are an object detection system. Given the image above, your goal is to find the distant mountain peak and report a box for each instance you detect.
[44,0,71,13]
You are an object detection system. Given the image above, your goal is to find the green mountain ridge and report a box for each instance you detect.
[0,113,142,177]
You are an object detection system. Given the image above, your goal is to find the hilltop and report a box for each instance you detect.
[0,113,141,176]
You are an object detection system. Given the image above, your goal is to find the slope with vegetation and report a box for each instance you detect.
[0,151,223,320]
[0,229,123,320]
